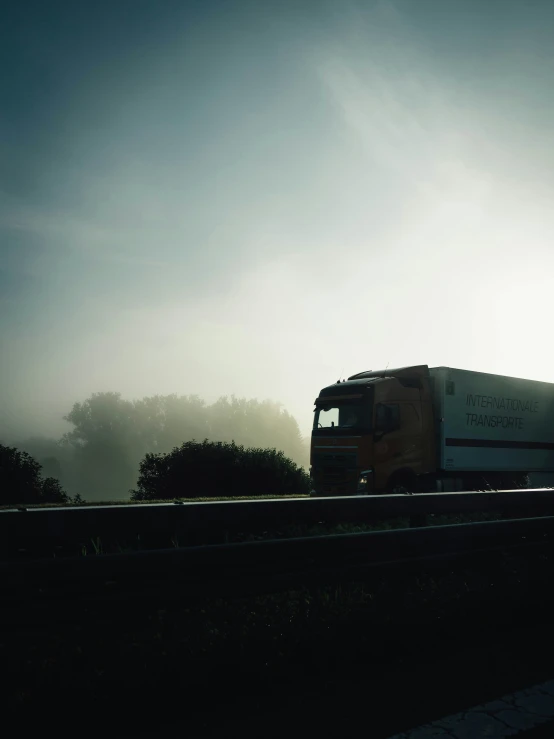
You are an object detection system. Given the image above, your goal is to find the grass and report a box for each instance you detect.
[2,509,516,559]
[3,539,553,730]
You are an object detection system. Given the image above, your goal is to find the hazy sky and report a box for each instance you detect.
[2,0,554,441]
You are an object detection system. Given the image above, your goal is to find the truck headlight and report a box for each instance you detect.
[357,469,373,493]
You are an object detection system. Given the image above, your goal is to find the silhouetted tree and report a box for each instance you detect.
[62,392,137,498]
[0,444,69,505]
[63,392,136,446]
[16,436,80,494]
[207,396,305,463]
[40,476,68,503]
[132,394,209,454]
[61,391,308,500]
[130,439,310,501]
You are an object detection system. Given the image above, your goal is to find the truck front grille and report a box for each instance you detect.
[313,452,357,468]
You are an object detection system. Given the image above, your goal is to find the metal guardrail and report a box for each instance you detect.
[2,489,554,547]
[0,515,552,623]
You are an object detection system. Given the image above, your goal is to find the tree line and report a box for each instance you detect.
[4,391,310,502]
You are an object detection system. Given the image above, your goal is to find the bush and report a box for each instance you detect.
[40,477,70,503]
[0,444,70,505]
[130,439,311,501]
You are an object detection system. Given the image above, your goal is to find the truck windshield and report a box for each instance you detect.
[313,400,368,431]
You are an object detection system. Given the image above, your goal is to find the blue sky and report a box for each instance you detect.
[2,0,554,440]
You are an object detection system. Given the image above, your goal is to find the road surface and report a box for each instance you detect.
[388,679,554,738]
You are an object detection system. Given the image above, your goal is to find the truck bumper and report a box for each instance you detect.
[310,470,374,497]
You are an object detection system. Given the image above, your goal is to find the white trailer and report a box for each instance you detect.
[430,367,554,473]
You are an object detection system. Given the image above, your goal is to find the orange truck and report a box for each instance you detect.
[310,365,554,495]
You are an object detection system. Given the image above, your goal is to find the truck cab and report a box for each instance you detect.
[310,366,436,495]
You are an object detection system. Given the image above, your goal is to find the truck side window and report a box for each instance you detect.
[375,403,400,432]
